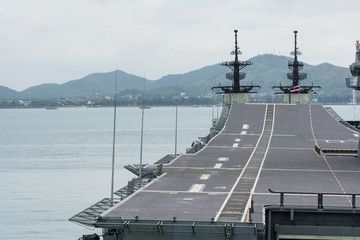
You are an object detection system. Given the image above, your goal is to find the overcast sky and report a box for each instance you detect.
[1,0,359,91]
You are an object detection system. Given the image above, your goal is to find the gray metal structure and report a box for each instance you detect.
[212,30,260,94]
[71,102,360,239]
[272,31,321,94]
[346,40,360,90]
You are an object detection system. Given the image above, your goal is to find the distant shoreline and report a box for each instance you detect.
[0,103,351,110]
[0,104,219,110]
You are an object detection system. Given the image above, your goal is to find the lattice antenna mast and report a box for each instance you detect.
[288,30,305,87]
[233,30,240,92]
[212,30,260,94]
[272,30,320,94]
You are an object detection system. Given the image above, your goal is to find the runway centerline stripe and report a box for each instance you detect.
[189,184,206,192]
[214,163,222,169]
[200,174,210,180]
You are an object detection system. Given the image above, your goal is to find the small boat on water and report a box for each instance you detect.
[45,107,58,110]
[139,106,151,109]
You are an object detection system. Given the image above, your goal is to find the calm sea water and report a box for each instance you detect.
[0,105,355,239]
[329,104,360,121]
[0,106,220,240]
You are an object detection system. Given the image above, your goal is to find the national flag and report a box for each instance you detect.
[290,85,300,93]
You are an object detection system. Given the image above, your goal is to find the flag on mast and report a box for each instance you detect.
[290,85,300,93]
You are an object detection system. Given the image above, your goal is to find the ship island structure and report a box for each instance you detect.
[70,30,360,240]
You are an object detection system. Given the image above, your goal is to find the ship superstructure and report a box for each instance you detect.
[212,30,260,104]
[70,32,360,240]
[346,41,360,104]
[272,31,320,103]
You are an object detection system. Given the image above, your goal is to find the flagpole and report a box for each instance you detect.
[175,78,178,156]
[111,70,118,202]
[139,77,145,187]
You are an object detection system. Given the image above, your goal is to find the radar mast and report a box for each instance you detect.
[272,30,320,104]
[212,30,260,95]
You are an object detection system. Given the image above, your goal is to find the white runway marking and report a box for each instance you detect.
[269,147,313,150]
[200,174,210,180]
[222,133,261,136]
[207,146,253,149]
[164,166,241,170]
[143,189,228,195]
[214,163,222,169]
[189,184,205,192]
[272,134,296,137]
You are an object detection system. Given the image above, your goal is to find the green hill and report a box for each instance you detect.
[0,54,353,100]
[0,86,19,99]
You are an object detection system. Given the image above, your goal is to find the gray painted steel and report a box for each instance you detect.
[102,103,360,222]
[102,103,267,222]
[78,103,360,240]
[252,104,359,223]
[101,103,359,225]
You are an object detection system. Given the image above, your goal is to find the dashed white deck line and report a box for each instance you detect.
[163,166,241,170]
[207,146,253,149]
[218,157,229,161]
[272,134,296,137]
[200,174,210,180]
[235,138,241,142]
[324,139,355,143]
[214,163,222,169]
[188,184,206,192]
[242,124,249,129]
[269,147,313,150]
[240,131,247,135]
[222,133,260,136]
[183,198,194,201]
[215,104,271,222]
[143,189,228,195]
[253,192,352,198]
[262,168,360,173]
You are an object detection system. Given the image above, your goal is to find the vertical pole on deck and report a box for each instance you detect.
[139,77,145,186]
[175,78,178,156]
[111,70,118,202]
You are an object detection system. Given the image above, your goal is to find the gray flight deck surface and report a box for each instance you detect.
[102,103,359,224]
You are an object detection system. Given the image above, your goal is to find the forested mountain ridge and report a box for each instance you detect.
[0,54,352,100]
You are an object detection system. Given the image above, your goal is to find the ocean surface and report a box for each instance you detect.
[329,104,360,121]
[0,106,220,240]
[0,104,357,239]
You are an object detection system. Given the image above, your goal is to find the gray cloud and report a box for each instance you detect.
[0,0,359,91]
